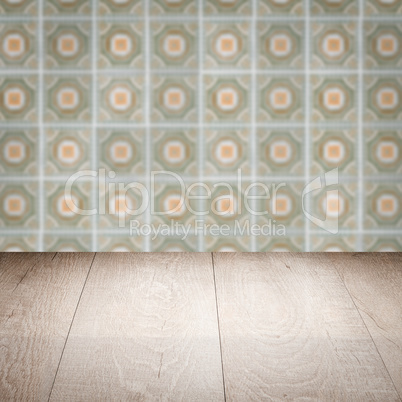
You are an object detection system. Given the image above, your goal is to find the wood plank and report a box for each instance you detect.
[334,253,402,399]
[0,252,95,401]
[0,252,50,294]
[213,252,400,401]
[50,252,224,401]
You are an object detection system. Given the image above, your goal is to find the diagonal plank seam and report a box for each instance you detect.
[333,261,402,402]
[11,252,56,293]
[211,252,227,402]
[47,252,97,402]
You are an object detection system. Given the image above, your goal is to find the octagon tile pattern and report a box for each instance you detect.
[0,0,401,251]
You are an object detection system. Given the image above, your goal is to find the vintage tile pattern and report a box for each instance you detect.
[45,0,91,15]
[99,22,143,69]
[312,22,357,69]
[365,182,402,229]
[205,75,250,122]
[258,22,304,69]
[312,75,357,121]
[45,22,91,69]
[257,129,303,175]
[44,181,92,229]
[152,22,197,69]
[205,0,251,15]
[0,183,38,228]
[152,75,197,122]
[1,0,37,15]
[99,129,145,174]
[312,0,357,15]
[205,22,251,69]
[365,76,402,121]
[258,0,303,15]
[365,23,402,68]
[0,23,38,68]
[366,0,402,15]
[152,129,197,175]
[151,0,197,15]
[45,76,91,121]
[45,129,91,174]
[99,0,142,15]
[43,235,92,251]
[205,129,251,175]
[0,77,37,122]
[0,130,37,175]
[98,76,143,122]
[311,129,357,175]
[365,129,402,175]
[258,76,303,122]
[0,0,401,252]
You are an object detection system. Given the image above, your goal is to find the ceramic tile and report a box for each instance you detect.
[0,0,401,251]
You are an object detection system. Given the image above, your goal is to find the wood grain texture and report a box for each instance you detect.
[0,252,48,295]
[0,252,95,401]
[213,252,400,401]
[334,253,402,400]
[50,253,224,401]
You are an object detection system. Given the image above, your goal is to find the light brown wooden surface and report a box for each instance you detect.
[1,252,402,401]
[49,253,225,401]
[0,252,95,401]
[335,253,402,400]
[213,253,400,401]
[0,252,47,295]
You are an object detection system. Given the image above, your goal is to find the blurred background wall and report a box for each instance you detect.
[0,0,401,251]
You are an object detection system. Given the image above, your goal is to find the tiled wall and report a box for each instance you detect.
[0,0,401,251]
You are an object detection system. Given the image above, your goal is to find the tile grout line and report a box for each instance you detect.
[0,174,382,181]
[47,252,97,401]
[250,0,257,252]
[197,0,204,252]
[304,0,311,252]
[144,0,151,252]
[91,0,98,252]
[37,0,44,251]
[211,252,227,402]
[357,0,364,251]
[2,174,402,181]
[1,121,401,129]
[2,68,402,75]
[1,228,401,234]
[2,15,402,22]
[4,174,401,181]
[333,263,402,401]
